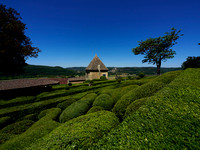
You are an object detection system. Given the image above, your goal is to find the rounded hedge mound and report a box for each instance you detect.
[112,81,166,120]
[56,98,76,111]
[59,93,97,123]
[93,94,114,110]
[87,106,104,114]
[28,111,119,149]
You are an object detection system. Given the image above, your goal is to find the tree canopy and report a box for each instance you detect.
[182,56,200,70]
[132,28,183,75]
[0,4,41,74]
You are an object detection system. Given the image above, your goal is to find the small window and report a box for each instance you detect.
[103,74,106,77]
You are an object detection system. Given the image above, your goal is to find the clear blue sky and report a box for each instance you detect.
[1,0,200,68]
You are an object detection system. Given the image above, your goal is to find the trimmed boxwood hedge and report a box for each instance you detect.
[90,69,200,149]
[0,120,34,144]
[56,98,76,111]
[0,116,11,130]
[0,108,61,150]
[59,93,97,123]
[99,85,139,103]
[125,97,150,118]
[93,94,114,110]
[27,111,119,149]
[112,81,165,120]
[0,91,90,121]
[0,96,36,109]
[112,70,182,120]
[87,106,104,114]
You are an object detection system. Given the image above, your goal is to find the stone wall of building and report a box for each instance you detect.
[86,72,108,80]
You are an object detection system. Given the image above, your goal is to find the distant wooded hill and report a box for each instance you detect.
[0,65,181,80]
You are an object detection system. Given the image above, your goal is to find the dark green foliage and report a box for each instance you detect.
[182,56,200,70]
[125,97,149,117]
[56,98,76,111]
[113,81,165,120]
[0,108,61,150]
[116,77,122,84]
[27,111,119,149]
[112,71,180,119]
[87,106,104,114]
[59,93,97,123]
[22,114,36,121]
[0,120,34,144]
[0,116,11,129]
[138,72,145,78]
[100,85,139,103]
[155,70,182,84]
[93,94,114,110]
[0,96,36,109]
[109,67,181,75]
[100,76,107,80]
[132,28,183,75]
[91,68,200,149]
[68,83,72,86]
[0,5,41,75]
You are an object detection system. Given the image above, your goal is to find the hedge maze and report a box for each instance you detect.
[0,69,199,149]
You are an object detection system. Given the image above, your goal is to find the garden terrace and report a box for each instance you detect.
[0,79,59,99]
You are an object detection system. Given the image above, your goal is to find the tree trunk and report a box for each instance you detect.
[156,59,161,75]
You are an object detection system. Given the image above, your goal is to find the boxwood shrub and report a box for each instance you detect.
[0,120,34,144]
[100,85,139,103]
[27,111,119,149]
[93,94,114,110]
[56,98,76,111]
[87,106,104,114]
[125,97,150,118]
[112,81,166,120]
[0,96,36,109]
[0,92,87,121]
[59,93,97,123]
[90,69,200,149]
[0,108,61,150]
[0,116,11,129]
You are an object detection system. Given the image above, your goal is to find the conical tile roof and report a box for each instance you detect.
[86,55,108,71]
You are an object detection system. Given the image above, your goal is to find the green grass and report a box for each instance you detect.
[90,68,200,149]
[27,111,119,150]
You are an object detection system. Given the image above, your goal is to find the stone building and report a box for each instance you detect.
[85,55,109,80]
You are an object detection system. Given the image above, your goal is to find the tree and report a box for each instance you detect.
[182,56,200,70]
[0,4,41,74]
[132,28,183,75]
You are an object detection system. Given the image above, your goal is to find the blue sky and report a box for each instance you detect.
[1,0,200,68]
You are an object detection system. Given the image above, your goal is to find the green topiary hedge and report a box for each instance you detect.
[0,108,61,150]
[0,92,89,122]
[56,98,76,111]
[59,93,97,123]
[0,96,36,109]
[90,68,200,149]
[112,70,182,120]
[0,116,11,130]
[93,94,114,110]
[0,120,34,144]
[99,85,139,103]
[87,106,104,114]
[112,81,166,120]
[27,111,119,149]
[125,97,150,118]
